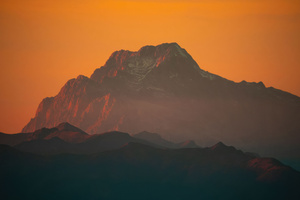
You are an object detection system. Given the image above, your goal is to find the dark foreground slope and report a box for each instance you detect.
[0,143,299,200]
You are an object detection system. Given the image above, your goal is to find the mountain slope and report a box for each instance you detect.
[14,130,162,155]
[133,131,177,148]
[21,42,300,159]
[133,131,199,148]
[0,122,89,146]
[1,143,299,200]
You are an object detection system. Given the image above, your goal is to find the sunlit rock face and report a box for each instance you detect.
[22,43,300,159]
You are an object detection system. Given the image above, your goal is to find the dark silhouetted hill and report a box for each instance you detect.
[1,142,299,200]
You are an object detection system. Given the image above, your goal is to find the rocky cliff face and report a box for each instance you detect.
[22,42,300,159]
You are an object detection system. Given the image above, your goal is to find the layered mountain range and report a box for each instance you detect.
[21,43,300,159]
[0,122,199,154]
[0,122,299,200]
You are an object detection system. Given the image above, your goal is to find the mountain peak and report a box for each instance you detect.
[137,42,183,56]
[90,42,201,86]
[56,122,88,135]
[76,75,89,80]
[211,142,231,150]
[56,122,74,130]
[136,42,188,60]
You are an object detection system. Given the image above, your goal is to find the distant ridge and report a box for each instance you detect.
[0,122,89,146]
[56,122,87,134]
[133,131,199,149]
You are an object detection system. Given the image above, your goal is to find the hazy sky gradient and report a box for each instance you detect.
[1,0,300,133]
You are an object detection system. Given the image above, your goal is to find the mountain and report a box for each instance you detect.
[14,130,164,155]
[21,42,300,160]
[14,129,200,155]
[133,131,199,148]
[0,124,199,155]
[133,131,177,148]
[0,122,89,146]
[176,140,199,148]
[1,142,299,200]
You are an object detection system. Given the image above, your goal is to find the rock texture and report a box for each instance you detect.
[22,42,300,159]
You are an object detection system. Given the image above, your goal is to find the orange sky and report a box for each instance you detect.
[1,0,300,133]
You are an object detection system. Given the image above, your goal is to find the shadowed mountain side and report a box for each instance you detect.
[0,143,299,200]
[15,137,78,155]
[21,43,300,160]
[1,124,201,154]
[133,131,199,148]
[14,131,162,155]
[0,132,30,146]
[0,122,89,146]
[55,122,87,135]
[176,140,199,148]
[133,131,176,148]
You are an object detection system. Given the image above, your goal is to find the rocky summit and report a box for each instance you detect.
[22,43,300,159]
